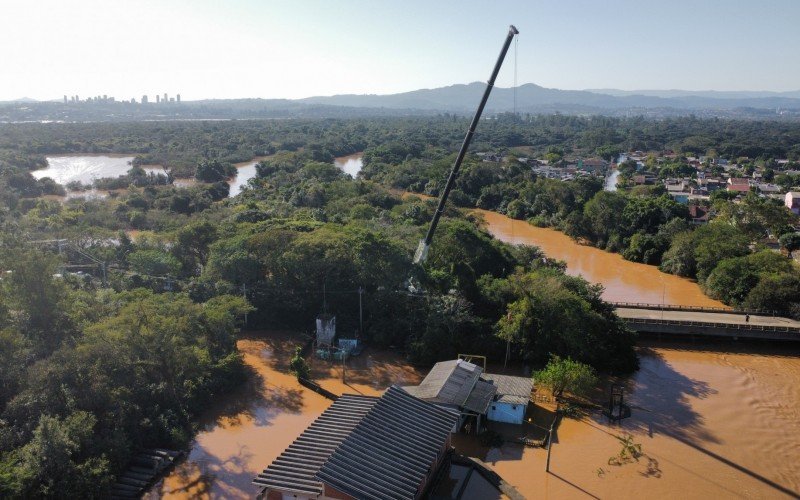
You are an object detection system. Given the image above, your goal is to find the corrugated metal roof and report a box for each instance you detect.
[463,380,497,414]
[253,394,378,496]
[316,386,458,500]
[483,373,534,405]
[401,359,483,410]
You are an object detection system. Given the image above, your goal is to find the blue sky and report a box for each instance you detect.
[2,0,799,101]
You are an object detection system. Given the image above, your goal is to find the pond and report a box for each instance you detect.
[333,153,363,177]
[32,154,137,185]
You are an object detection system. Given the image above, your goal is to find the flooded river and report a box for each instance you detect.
[475,208,725,307]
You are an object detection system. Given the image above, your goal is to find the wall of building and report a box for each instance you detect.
[487,402,526,424]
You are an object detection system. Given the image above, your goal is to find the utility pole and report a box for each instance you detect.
[546,412,556,473]
[242,283,248,325]
[358,286,363,336]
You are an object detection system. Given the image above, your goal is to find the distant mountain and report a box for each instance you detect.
[586,88,800,100]
[3,84,800,122]
[300,82,800,114]
[4,97,39,103]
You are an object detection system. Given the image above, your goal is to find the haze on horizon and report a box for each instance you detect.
[2,0,799,102]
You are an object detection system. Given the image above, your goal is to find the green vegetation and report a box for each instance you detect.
[534,356,599,400]
[3,113,800,495]
[289,347,311,380]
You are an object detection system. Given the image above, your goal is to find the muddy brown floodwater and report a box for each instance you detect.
[474,208,726,307]
[147,331,422,499]
[455,341,800,499]
[148,204,800,499]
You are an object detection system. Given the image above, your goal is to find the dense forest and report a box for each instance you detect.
[1,114,799,496]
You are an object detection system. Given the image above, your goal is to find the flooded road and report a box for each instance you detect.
[148,331,422,499]
[457,341,800,499]
[474,208,725,307]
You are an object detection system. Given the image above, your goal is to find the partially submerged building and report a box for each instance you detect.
[402,359,534,429]
[254,386,458,499]
[483,373,534,425]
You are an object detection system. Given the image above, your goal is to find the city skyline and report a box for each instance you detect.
[2,0,799,101]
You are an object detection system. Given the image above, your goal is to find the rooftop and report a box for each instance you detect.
[317,386,458,499]
[253,394,377,496]
[483,373,534,406]
[402,359,495,414]
[253,386,459,499]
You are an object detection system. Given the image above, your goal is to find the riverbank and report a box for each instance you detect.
[473,207,726,308]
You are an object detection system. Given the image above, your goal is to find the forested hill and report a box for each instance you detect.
[4,83,800,122]
[300,82,800,116]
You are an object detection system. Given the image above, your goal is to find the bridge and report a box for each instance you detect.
[610,303,800,341]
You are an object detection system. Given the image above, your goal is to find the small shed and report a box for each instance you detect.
[315,313,336,347]
[483,373,534,425]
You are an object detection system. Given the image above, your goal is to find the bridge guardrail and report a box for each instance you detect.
[610,302,776,316]
[624,317,800,334]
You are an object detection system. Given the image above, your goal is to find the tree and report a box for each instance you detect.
[496,269,637,373]
[195,159,234,183]
[534,355,598,399]
[289,347,310,380]
[127,249,182,276]
[0,412,111,498]
[779,232,800,258]
[743,273,800,318]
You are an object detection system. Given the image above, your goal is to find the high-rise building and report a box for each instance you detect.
[63,95,68,103]
[163,93,168,103]
[142,95,148,104]
[176,94,181,103]
[156,95,160,103]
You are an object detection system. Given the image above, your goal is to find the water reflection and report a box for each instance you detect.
[33,154,136,184]
[334,153,363,177]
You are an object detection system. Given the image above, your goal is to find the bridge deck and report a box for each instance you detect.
[615,308,800,329]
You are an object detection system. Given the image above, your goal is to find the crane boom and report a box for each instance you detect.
[414,25,519,264]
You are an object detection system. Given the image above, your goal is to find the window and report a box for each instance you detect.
[492,405,496,410]
[512,405,517,410]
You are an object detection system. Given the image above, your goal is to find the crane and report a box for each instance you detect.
[413,24,519,264]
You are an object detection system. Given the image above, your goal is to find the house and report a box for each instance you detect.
[254,386,458,500]
[403,359,534,429]
[786,192,800,215]
[483,373,534,425]
[727,177,751,193]
[578,158,608,172]
[632,175,647,185]
[402,359,496,432]
[758,183,782,195]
